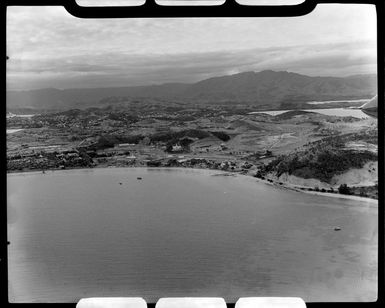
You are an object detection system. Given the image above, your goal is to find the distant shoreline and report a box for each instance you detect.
[7,165,378,203]
[252,176,377,204]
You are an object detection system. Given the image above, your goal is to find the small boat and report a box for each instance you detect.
[334,227,341,231]
[137,177,142,180]
[119,182,122,185]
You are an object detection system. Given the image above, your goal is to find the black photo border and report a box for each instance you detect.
[1,0,384,307]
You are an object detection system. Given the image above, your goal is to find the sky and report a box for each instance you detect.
[6,3,377,90]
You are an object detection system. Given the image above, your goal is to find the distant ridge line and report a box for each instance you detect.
[7,70,377,110]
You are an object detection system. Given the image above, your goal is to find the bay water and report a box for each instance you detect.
[7,168,377,302]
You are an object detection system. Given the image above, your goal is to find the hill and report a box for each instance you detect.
[257,130,378,184]
[7,70,377,110]
[180,70,376,103]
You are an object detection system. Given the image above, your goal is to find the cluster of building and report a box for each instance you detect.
[7,147,93,172]
[144,157,255,172]
[6,103,273,173]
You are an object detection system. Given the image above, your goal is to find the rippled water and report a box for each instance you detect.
[7,168,377,302]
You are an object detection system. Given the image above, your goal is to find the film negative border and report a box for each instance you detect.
[1,0,384,307]
[2,0,378,18]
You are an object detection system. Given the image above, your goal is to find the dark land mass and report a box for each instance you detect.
[7,98,378,199]
[7,70,376,111]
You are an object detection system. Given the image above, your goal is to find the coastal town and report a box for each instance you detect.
[7,100,378,199]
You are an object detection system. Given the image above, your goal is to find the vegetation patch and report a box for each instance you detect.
[260,141,377,183]
[210,131,230,141]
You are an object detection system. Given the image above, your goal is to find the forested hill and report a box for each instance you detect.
[257,131,378,184]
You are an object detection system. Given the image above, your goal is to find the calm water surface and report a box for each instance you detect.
[250,108,369,118]
[7,168,377,302]
[307,99,370,105]
[7,129,24,134]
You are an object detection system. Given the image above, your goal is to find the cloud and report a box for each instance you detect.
[6,4,377,90]
[7,39,376,90]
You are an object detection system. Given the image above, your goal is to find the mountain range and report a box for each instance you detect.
[7,70,377,110]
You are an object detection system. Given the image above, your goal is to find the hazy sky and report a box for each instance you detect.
[7,3,377,90]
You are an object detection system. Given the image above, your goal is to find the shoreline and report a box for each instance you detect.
[7,165,378,203]
[253,177,378,204]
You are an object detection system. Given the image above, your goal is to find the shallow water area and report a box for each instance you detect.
[7,167,377,302]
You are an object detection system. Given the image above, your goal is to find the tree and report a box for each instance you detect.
[338,184,351,195]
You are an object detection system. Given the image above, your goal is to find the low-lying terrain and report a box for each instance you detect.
[7,101,378,199]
